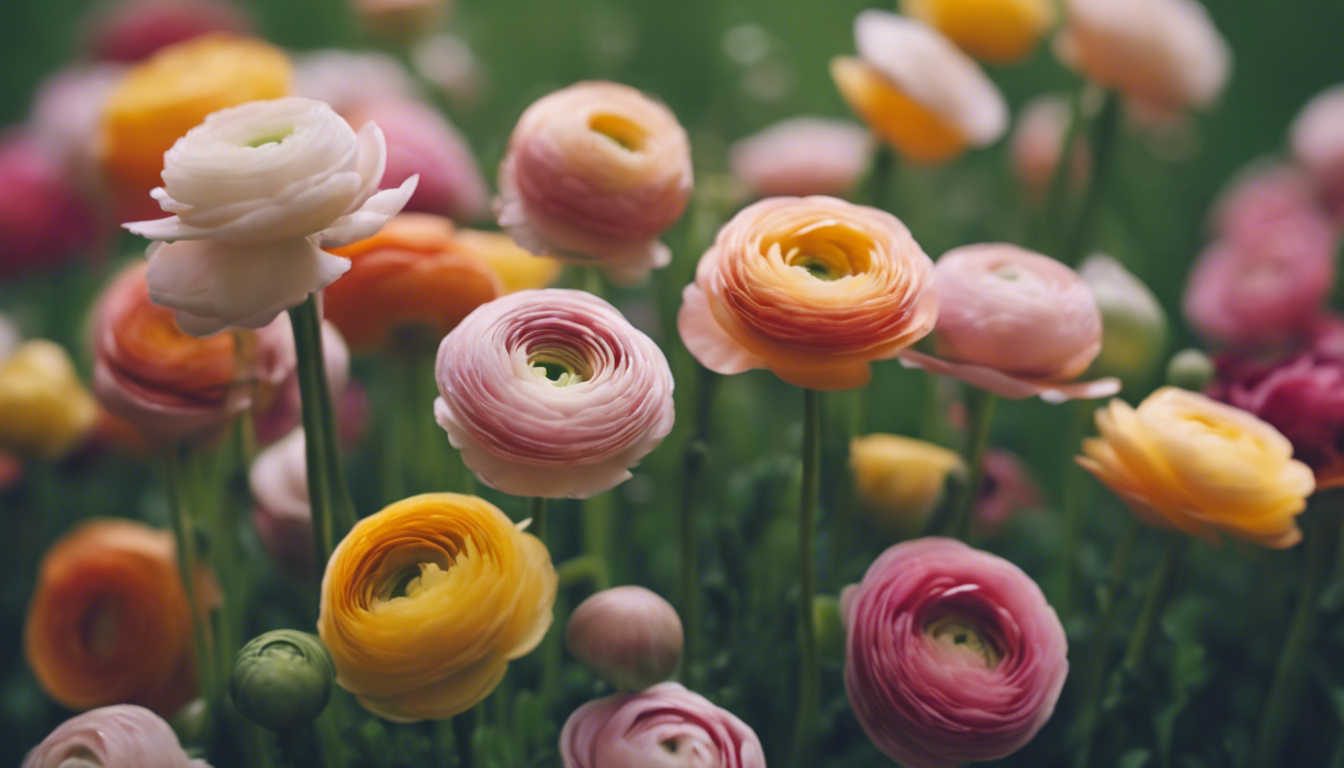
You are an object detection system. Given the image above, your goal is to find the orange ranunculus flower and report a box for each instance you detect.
[324,213,504,352]
[24,518,218,717]
[1078,387,1315,549]
[317,493,556,722]
[677,195,938,391]
[0,340,99,459]
[453,229,562,294]
[98,34,290,217]
[901,0,1055,65]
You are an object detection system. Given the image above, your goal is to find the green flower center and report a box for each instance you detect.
[925,615,1000,668]
[245,126,295,147]
[528,350,591,386]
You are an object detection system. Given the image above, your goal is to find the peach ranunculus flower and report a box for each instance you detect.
[434,289,675,499]
[900,0,1056,65]
[452,229,563,293]
[899,243,1120,402]
[324,213,502,353]
[1078,387,1315,549]
[1056,0,1231,119]
[22,705,212,768]
[317,492,556,722]
[728,117,874,199]
[679,196,937,391]
[98,35,290,219]
[91,262,296,445]
[495,81,693,286]
[24,518,218,717]
[0,340,99,459]
[831,11,1008,164]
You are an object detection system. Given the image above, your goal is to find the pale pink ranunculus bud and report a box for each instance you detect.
[434,289,674,499]
[249,428,314,577]
[83,0,252,63]
[899,243,1119,402]
[1291,85,1344,218]
[1009,94,1090,201]
[1056,0,1230,119]
[29,64,127,192]
[728,117,873,198]
[560,682,765,768]
[292,50,419,116]
[0,132,99,279]
[565,586,683,691]
[495,81,693,286]
[345,98,489,223]
[22,704,212,768]
[841,537,1067,768]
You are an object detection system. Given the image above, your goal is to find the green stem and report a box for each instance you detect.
[1054,400,1097,610]
[582,492,612,586]
[945,389,997,542]
[452,710,476,768]
[530,497,548,543]
[866,144,895,211]
[1063,89,1121,265]
[680,437,706,687]
[789,388,822,768]
[1254,509,1342,768]
[1122,533,1189,673]
[163,445,216,712]
[1031,85,1084,252]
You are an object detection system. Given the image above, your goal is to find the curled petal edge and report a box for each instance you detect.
[899,349,1121,403]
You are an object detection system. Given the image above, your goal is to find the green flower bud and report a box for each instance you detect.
[1080,254,1168,391]
[1167,348,1215,392]
[230,630,334,731]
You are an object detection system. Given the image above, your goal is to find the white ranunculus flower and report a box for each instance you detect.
[124,97,417,336]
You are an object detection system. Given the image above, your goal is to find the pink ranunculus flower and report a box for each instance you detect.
[728,117,873,198]
[434,289,674,498]
[249,428,315,577]
[29,64,127,193]
[495,81,693,286]
[1209,163,1328,245]
[82,0,252,63]
[560,682,766,768]
[841,537,1068,768]
[293,50,419,116]
[1290,84,1344,220]
[0,132,100,278]
[23,704,212,768]
[899,243,1119,402]
[1009,94,1090,202]
[345,98,490,222]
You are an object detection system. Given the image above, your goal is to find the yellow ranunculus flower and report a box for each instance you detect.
[850,434,965,533]
[1078,387,1315,549]
[901,0,1055,65]
[98,35,291,214]
[453,229,563,294]
[317,493,557,722]
[0,341,98,459]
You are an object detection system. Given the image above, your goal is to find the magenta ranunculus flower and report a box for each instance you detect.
[23,704,212,768]
[495,81,693,285]
[841,537,1068,768]
[899,243,1119,402]
[728,117,873,198]
[560,682,766,768]
[0,132,99,278]
[434,289,674,498]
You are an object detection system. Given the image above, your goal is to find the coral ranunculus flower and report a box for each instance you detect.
[91,262,296,444]
[901,0,1055,64]
[899,243,1119,402]
[324,213,503,352]
[831,11,1008,164]
[452,229,562,293]
[0,340,99,459]
[22,704,212,768]
[318,493,556,722]
[435,289,675,499]
[678,196,938,391]
[495,81,693,285]
[842,538,1067,768]
[1078,387,1315,548]
[98,35,290,218]
[24,519,216,718]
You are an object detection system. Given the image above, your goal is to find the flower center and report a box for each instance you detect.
[244,126,295,147]
[994,266,1022,281]
[57,746,102,768]
[773,224,874,280]
[925,615,1000,668]
[589,113,648,152]
[79,597,123,659]
[528,350,591,386]
[374,546,456,604]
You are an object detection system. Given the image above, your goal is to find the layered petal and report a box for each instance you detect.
[22,705,210,768]
[901,0,1055,64]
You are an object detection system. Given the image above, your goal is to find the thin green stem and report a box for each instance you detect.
[1063,89,1121,265]
[530,497,548,543]
[1054,400,1097,610]
[1031,85,1084,252]
[1254,509,1342,768]
[945,389,997,542]
[582,492,612,586]
[681,437,706,687]
[789,388,822,768]
[163,445,216,711]
[1122,533,1189,673]
[866,144,895,211]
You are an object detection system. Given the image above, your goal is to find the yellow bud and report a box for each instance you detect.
[850,434,965,534]
[0,341,98,459]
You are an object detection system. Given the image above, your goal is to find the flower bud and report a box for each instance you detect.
[1080,254,1167,390]
[230,630,334,731]
[0,340,98,459]
[729,117,873,198]
[850,434,965,534]
[565,586,683,691]
[1167,348,1215,392]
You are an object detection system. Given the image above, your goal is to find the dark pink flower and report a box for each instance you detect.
[83,0,251,62]
[976,449,1043,537]
[0,133,98,278]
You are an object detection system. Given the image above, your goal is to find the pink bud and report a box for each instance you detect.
[1009,95,1090,201]
[1291,85,1344,220]
[249,429,315,578]
[83,0,252,62]
[0,132,99,278]
[729,117,872,198]
[565,586,683,691]
[23,704,211,768]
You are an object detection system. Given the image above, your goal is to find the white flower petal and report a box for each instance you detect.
[315,175,419,248]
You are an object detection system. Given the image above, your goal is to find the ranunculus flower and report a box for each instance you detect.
[1056,0,1230,119]
[22,705,212,768]
[1009,94,1090,202]
[1078,387,1314,548]
[565,586,683,691]
[495,80,693,285]
[435,289,674,498]
[900,0,1055,64]
[1080,253,1167,389]
[124,96,418,336]
[292,50,418,115]
[24,518,218,717]
[250,428,315,577]
[411,33,486,110]
[0,340,99,459]
[98,35,291,220]
[678,195,937,391]
[317,493,556,722]
[452,229,563,293]
[324,213,501,352]
[899,243,1119,401]
[230,629,334,731]
[1291,84,1344,219]
[29,64,127,195]
[83,0,252,63]
[728,117,873,198]
[560,682,766,768]
[1208,163,1326,245]
[0,132,100,278]
[849,434,965,534]
[831,11,1007,164]
[91,262,295,444]
[841,537,1067,768]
